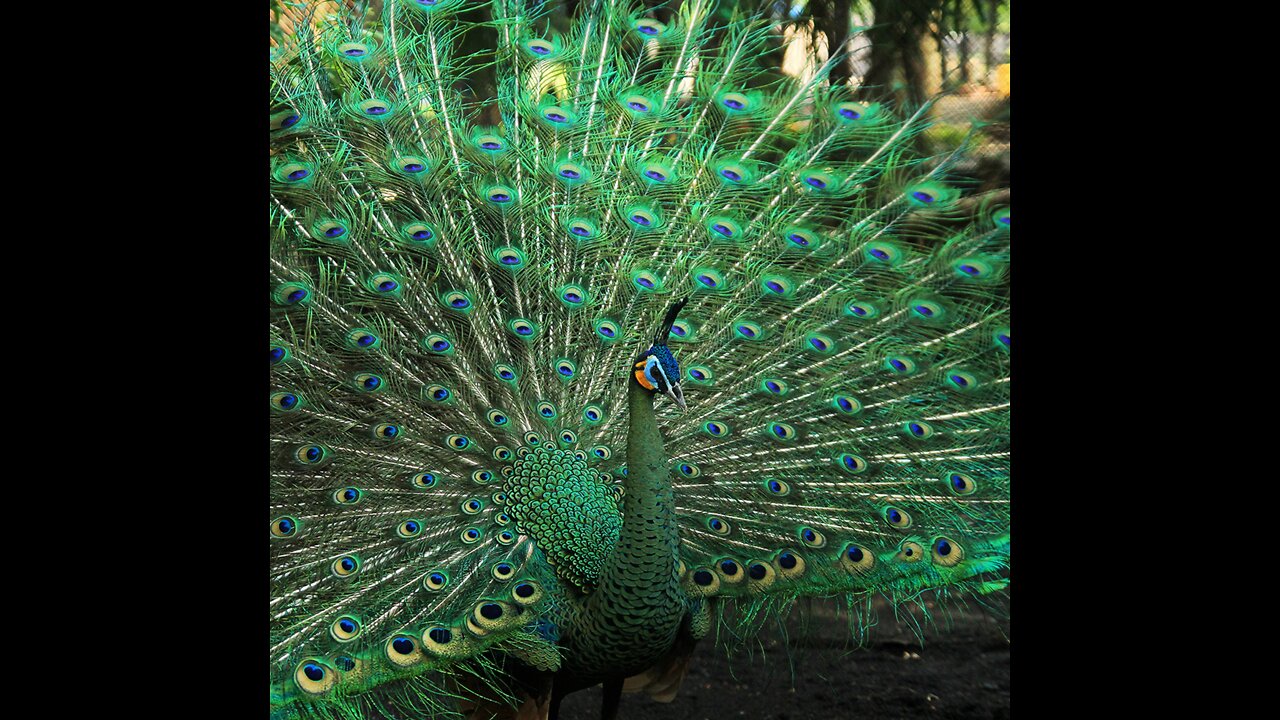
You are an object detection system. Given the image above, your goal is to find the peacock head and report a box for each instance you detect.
[633,297,689,410]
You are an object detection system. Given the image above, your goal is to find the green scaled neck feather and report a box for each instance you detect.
[269,1,1011,718]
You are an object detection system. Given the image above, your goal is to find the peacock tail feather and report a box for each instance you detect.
[270,0,1009,717]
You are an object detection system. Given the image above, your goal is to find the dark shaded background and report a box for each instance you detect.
[559,598,1009,719]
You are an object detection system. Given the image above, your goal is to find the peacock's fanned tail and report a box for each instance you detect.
[269,0,1009,717]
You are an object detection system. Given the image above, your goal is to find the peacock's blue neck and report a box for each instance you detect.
[565,379,686,678]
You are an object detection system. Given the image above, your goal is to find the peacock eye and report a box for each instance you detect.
[583,405,604,423]
[276,163,311,183]
[512,580,542,604]
[330,616,362,642]
[460,527,482,543]
[525,39,554,56]
[271,516,299,538]
[485,409,509,427]
[508,318,538,338]
[271,391,302,411]
[595,319,620,340]
[461,498,485,515]
[294,659,336,694]
[425,385,452,403]
[720,92,749,111]
[424,571,449,590]
[334,487,363,505]
[764,478,790,495]
[523,431,541,446]
[837,453,867,474]
[486,185,516,204]
[834,101,868,121]
[845,300,880,319]
[496,529,516,545]
[494,247,526,268]
[269,346,288,364]
[884,507,912,529]
[840,543,876,574]
[374,423,400,440]
[492,562,515,581]
[634,19,665,36]
[676,461,700,478]
[347,328,381,350]
[555,359,577,379]
[947,472,978,495]
[397,519,423,538]
[761,378,787,395]
[274,282,312,306]
[400,222,436,245]
[471,469,495,484]
[865,241,904,265]
[931,537,964,567]
[422,333,453,354]
[733,321,762,340]
[295,444,329,464]
[385,634,422,667]
[332,555,361,577]
[884,356,917,375]
[910,299,945,321]
[798,526,826,548]
[441,291,472,311]
[805,333,835,353]
[832,395,861,415]
[766,422,796,441]
[559,430,577,445]
[693,268,724,289]
[702,421,730,437]
[446,434,471,450]
[897,541,925,563]
[412,471,438,489]
[558,284,588,307]
[536,402,557,419]
[353,373,384,392]
[337,42,369,58]
[904,421,934,440]
[359,99,390,116]
[706,517,731,535]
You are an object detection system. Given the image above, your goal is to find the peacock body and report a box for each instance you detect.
[269,1,1010,717]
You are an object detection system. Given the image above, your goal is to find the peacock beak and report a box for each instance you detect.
[664,383,686,411]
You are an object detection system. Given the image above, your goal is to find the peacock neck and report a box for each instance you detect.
[568,379,686,678]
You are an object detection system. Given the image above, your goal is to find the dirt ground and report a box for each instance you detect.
[557,598,1010,720]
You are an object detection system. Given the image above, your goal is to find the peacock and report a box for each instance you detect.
[269,1,1010,718]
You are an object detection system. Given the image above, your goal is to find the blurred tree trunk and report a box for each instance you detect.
[982,0,1000,80]
[935,1,949,90]
[859,0,932,108]
[813,0,854,86]
[956,0,971,85]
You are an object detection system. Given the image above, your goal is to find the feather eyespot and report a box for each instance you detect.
[424,571,448,591]
[798,527,826,548]
[706,517,731,535]
[832,395,862,415]
[374,423,400,440]
[495,364,519,383]
[764,478,790,496]
[441,291,472,312]
[904,421,934,440]
[397,519,423,538]
[761,378,788,395]
[271,516,298,538]
[947,472,977,495]
[295,444,329,465]
[884,507,912,529]
[385,634,422,667]
[423,333,453,354]
[333,487,362,505]
[931,537,964,566]
[271,391,302,411]
[330,616,361,642]
[839,543,876,574]
[332,555,360,577]
[295,659,336,694]
[412,472,438,489]
[584,405,604,423]
[446,434,471,450]
[702,421,730,437]
[460,527,482,543]
[837,453,867,474]
[897,541,925,563]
